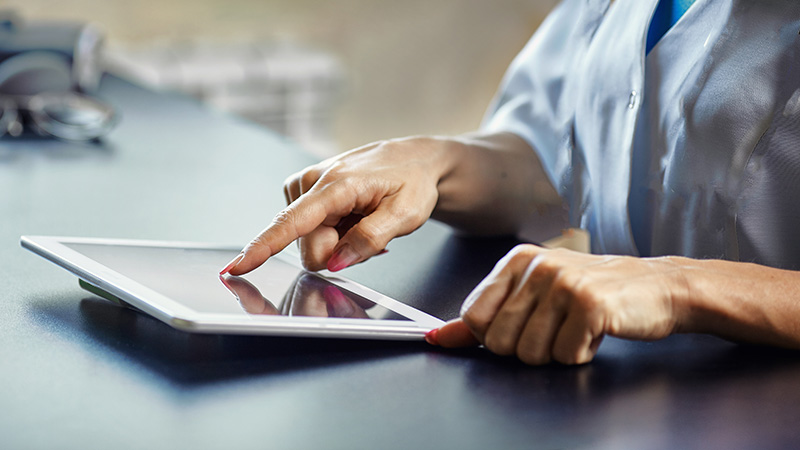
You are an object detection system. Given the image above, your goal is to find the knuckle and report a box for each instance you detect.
[514,321,551,365]
[297,238,329,271]
[552,348,580,365]
[390,204,423,227]
[283,171,300,188]
[283,187,291,205]
[269,208,302,241]
[509,244,536,261]
[551,271,578,298]
[528,261,555,286]
[459,287,483,317]
[483,332,517,356]
[391,205,431,234]
[549,270,601,312]
[324,160,349,178]
[499,298,530,317]
[551,336,582,365]
[516,343,551,366]
[353,220,387,253]
[323,175,356,200]
[272,208,297,227]
[299,252,313,269]
[299,169,321,193]
[572,287,603,313]
[461,308,491,336]
[388,203,412,221]
[548,247,572,258]
[299,254,326,271]
[551,268,576,287]
[495,244,538,274]
[296,244,313,268]
[606,314,623,336]
[552,343,595,365]
[245,233,271,255]
[533,255,560,275]
[408,209,429,228]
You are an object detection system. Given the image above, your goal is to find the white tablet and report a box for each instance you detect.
[21,236,444,340]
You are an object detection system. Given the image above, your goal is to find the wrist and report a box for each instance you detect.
[429,135,477,208]
[667,256,747,336]
[664,256,706,334]
[668,257,792,343]
[432,132,562,234]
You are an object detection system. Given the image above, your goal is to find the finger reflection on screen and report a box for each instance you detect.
[219,275,280,315]
[283,273,369,319]
[220,272,370,319]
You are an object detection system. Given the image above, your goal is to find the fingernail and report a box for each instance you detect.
[424,328,440,346]
[377,249,389,255]
[327,245,360,272]
[220,252,245,275]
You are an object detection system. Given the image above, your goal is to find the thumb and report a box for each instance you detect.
[425,318,481,348]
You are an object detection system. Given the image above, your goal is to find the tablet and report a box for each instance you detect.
[21,236,444,340]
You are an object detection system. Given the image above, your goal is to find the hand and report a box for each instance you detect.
[220,132,564,277]
[428,244,690,365]
[222,137,452,275]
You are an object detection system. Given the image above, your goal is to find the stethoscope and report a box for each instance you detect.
[0,50,117,141]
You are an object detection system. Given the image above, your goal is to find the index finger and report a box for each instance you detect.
[225,188,351,275]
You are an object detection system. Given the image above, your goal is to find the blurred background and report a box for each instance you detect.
[5,0,559,157]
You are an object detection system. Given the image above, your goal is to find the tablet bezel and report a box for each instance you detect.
[21,236,445,340]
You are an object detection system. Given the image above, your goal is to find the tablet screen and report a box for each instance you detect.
[64,243,410,321]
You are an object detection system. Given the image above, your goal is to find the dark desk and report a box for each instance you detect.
[3,77,800,449]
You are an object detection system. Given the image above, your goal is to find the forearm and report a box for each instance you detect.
[675,257,800,348]
[432,131,565,236]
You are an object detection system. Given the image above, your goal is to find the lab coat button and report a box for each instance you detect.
[627,91,638,109]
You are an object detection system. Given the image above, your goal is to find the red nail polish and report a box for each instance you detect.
[327,245,360,272]
[220,253,245,275]
[424,328,440,346]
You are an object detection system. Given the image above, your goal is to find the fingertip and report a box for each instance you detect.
[227,244,273,276]
[325,246,387,272]
[220,253,245,275]
[327,244,360,272]
[424,328,440,346]
[434,318,481,348]
[227,256,255,275]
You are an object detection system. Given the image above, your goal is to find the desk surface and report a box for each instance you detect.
[3,77,800,449]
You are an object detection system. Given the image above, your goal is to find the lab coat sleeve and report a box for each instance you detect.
[481,0,605,193]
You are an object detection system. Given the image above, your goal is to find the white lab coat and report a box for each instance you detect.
[483,0,800,269]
